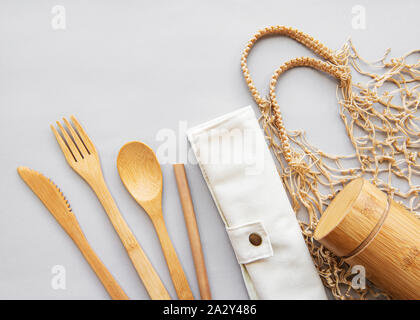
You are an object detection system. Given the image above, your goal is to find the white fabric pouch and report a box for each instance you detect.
[187,106,327,300]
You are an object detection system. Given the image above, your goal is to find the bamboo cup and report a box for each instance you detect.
[314,178,420,300]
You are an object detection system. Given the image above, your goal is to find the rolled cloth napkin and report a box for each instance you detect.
[187,106,326,299]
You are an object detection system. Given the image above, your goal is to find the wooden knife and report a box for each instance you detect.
[17,166,129,300]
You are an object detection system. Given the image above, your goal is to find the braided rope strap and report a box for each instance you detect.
[269,57,351,162]
[240,25,351,163]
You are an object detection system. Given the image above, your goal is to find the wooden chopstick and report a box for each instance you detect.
[173,164,212,300]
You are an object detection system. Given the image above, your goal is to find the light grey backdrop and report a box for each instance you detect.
[0,0,418,299]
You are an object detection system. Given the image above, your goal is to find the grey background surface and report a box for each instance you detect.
[0,0,418,299]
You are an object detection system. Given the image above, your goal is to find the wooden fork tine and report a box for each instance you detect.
[63,117,88,156]
[70,116,96,154]
[56,121,82,161]
[51,125,77,162]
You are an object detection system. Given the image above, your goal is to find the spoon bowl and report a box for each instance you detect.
[117,141,162,204]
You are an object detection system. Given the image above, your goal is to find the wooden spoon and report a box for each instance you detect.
[117,141,194,300]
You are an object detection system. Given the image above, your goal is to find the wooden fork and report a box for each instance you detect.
[51,116,171,300]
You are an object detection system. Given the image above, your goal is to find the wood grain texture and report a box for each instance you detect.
[315,178,420,300]
[173,164,212,300]
[51,117,170,300]
[314,178,387,256]
[117,141,194,300]
[17,167,128,300]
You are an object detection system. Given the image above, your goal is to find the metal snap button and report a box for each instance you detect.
[249,233,262,246]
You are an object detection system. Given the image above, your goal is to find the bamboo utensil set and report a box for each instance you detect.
[18,116,211,300]
[20,116,420,300]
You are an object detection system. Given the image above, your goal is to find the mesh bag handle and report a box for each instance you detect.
[240,26,351,163]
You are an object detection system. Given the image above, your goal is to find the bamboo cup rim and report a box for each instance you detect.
[314,178,365,240]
